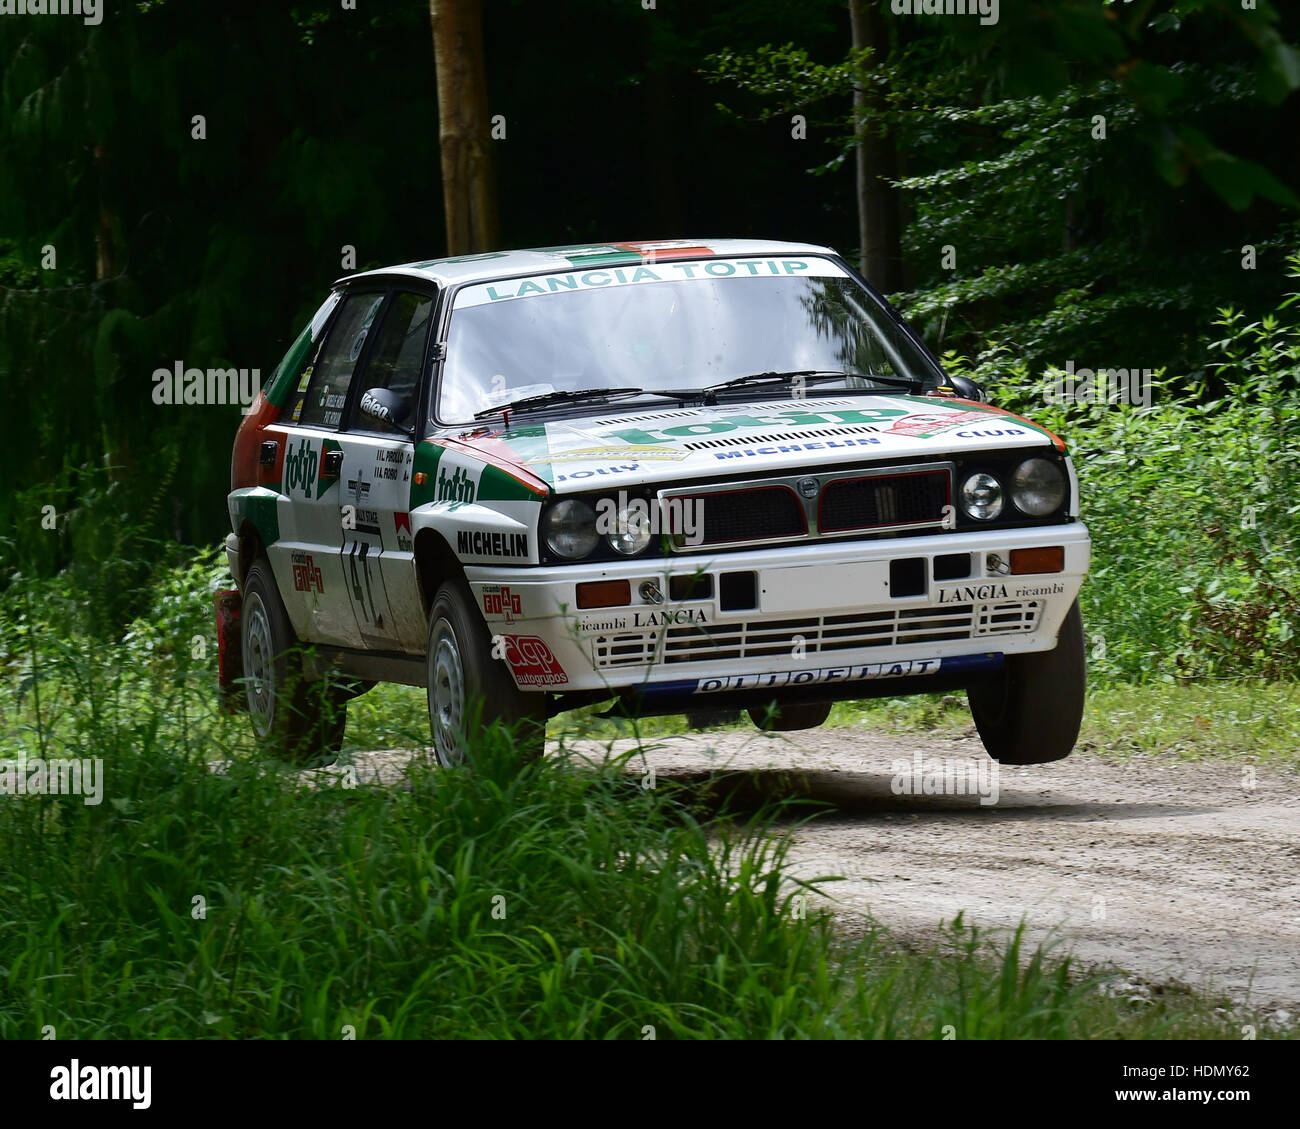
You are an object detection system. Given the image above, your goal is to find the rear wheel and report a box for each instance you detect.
[241,559,348,766]
[967,599,1085,765]
[747,700,833,732]
[425,575,547,768]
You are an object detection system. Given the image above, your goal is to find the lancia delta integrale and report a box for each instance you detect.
[220,239,1089,767]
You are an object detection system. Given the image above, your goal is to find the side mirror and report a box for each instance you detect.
[359,387,414,435]
[944,375,986,403]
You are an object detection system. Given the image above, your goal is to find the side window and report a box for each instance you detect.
[352,290,435,434]
[279,291,343,425]
[296,292,386,429]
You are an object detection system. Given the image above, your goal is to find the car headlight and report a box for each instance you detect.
[960,472,1004,521]
[606,504,653,556]
[1011,458,1066,516]
[542,499,599,559]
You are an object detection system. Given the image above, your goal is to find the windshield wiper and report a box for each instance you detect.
[699,370,923,399]
[474,387,650,419]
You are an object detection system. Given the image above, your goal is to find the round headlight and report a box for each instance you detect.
[607,505,653,556]
[1011,458,1066,516]
[542,499,598,559]
[960,472,1004,521]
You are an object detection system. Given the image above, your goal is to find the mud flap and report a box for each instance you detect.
[215,589,244,713]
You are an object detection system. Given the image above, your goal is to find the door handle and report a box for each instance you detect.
[323,449,344,476]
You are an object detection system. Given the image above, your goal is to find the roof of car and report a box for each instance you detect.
[337,238,841,288]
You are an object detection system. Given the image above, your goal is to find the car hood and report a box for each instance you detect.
[438,395,1064,494]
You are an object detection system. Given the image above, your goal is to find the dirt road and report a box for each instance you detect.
[348,727,1300,1011]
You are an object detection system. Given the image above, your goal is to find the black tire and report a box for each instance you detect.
[426,575,548,768]
[746,700,833,732]
[240,558,348,766]
[967,599,1085,765]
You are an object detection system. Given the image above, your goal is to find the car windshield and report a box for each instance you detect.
[436,255,941,422]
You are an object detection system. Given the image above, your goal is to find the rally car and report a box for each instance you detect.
[220,239,1089,767]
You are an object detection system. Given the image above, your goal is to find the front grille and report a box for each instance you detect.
[590,600,1042,668]
[662,461,954,553]
[678,485,805,546]
[820,469,949,533]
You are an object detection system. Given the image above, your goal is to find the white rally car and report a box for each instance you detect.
[221,239,1089,767]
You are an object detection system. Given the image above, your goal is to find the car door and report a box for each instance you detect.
[334,288,437,652]
[269,289,387,648]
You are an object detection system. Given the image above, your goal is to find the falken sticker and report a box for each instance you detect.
[502,635,567,687]
[694,659,941,693]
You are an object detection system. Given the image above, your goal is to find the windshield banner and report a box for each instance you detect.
[454,256,849,308]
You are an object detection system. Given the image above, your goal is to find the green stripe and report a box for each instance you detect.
[231,489,280,548]
[265,323,313,409]
[410,441,445,508]
[479,464,547,503]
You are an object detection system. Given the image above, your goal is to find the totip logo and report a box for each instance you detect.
[284,437,319,499]
[283,437,341,500]
[436,465,476,504]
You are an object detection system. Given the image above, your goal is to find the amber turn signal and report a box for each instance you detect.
[1009,546,1064,575]
[576,579,631,609]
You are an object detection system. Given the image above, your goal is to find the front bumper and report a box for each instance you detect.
[468,522,1090,697]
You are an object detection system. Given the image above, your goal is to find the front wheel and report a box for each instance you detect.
[425,575,548,768]
[967,599,1085,765]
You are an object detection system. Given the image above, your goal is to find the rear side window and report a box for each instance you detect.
[353,290,435,433]
[295,292,385,429]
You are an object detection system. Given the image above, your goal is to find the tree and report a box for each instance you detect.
[849,0,901,290]
[430,0,500,254]
[704,0,1300,372]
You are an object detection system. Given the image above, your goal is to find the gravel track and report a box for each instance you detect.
[340,726,1300,1011]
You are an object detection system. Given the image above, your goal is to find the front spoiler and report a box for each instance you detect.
[591,651,1005,718]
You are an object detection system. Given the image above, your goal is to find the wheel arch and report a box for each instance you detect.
[235,520,265,586]
[414,527,467,619]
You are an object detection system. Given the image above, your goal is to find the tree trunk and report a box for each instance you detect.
[430,0,500,255]
[849,0,902,293]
